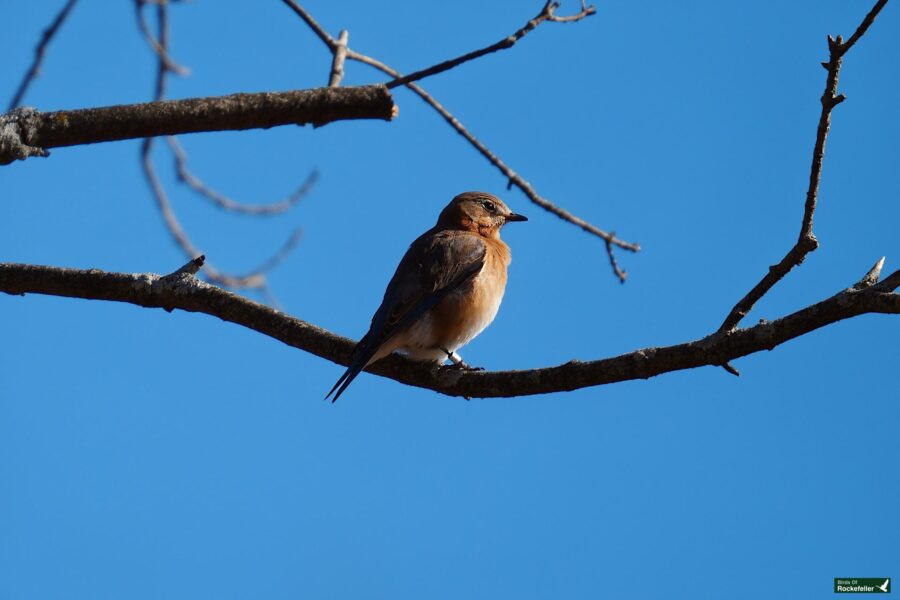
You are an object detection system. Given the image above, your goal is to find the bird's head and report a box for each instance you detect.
[437,191,527,237]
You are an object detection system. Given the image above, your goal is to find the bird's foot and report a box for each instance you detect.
[439,347,483,371]
[441,361,484,372]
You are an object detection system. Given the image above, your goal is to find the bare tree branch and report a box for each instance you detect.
[134,0,190,76]
[7,0,79,112]
[135,0,302,293]
[841,0,889,52]
[328,30,350,87]
[141,137,302,290]
[167,137,319,215]
[349,51,639,281]
[0,86,395,165]
[384,1,595,90]
[3,2,893,400]
[874,268,900,293]
[280,0,638,281]
[718,0,889,332]
[279,0,338,50]
[1,258,897,398]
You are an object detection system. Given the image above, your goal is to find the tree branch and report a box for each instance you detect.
[168,137,319,215]
[280,0,638,281]
[718,0,888,332]
[383,1,596,90]
[134,0,190,76]
[840,0,889,53]
[328,30,350,87]
[349,51,640,281]
[2,258,896,398]
[0,86,396,165]
[130,0,300,297]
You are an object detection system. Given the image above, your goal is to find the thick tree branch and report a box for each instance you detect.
[2,259,896,398]
[718,0,888,332]
[0,86,395,165]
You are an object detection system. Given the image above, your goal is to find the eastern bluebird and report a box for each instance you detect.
[326,191,527,401]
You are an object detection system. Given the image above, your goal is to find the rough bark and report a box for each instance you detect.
[2,259,897,399]
[0,85,395,164]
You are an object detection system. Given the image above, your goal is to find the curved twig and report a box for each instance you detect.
[167,137,319,216]
[137,0,302,292]
[384,1,596,90]
[134,0,190,76]
[141,138,299,289]
[280,0,637,281]
[348,50,638,281]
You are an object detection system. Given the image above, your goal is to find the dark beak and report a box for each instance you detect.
[505,212,528,222]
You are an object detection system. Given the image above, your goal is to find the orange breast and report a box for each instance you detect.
[429,237,511,350]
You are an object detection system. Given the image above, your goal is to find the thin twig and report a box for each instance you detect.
[350,49,639,280]
[7,0,79,111]
[328,30,350,87]
[280,0,338,49]
[852,256,885,290]
[721,362,740,377]
[280,0,637,281]
[717,0,889,333]
[137,0,299,291]
[840,0,890,53]
[385,1,596,90]
[167,137,318,215]
[546,0,594,22]
[234,229,304,281]
[135,0,190,76]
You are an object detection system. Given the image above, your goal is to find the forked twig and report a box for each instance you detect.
[328,30,350,87]
[384,1,596,90]
[718,0,890,332]
[351,53,639,281]
[138,0,299,293]
[280,0,638,281]
[142,140,302,289]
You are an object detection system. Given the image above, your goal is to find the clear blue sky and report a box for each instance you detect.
[2,1,898,598]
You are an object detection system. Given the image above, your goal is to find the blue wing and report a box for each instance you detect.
[326,230,486,402]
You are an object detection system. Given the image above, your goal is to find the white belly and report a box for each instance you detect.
[393,266,506,363]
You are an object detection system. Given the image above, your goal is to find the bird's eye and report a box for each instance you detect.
[481,200,496,212]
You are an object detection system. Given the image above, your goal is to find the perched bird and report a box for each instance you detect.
[326,191,527,401]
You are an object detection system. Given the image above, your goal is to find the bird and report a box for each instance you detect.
[878,580,890,593]
[326,191,527,402]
